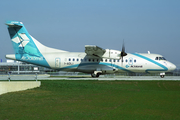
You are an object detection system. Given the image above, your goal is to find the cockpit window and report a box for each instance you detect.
[159,57,163,60]
[160,57,166,60]
[155,57,166,60]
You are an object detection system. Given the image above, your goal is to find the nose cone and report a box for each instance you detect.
[168,63,176,71]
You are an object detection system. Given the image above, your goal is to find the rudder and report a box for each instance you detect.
[6,21,50,68]
[6,21,41,56]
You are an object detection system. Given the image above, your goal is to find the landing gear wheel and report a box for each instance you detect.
[91,73,96,78]
[160,75,165,78]
[91,73,100,78]
[96,73,100,78]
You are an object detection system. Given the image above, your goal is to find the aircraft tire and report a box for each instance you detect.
[160,75,165,78]
[91,73,100,78]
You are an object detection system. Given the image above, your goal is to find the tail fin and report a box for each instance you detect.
[6,21,41,56]
[6,21,67,68]
[5,21,51,67]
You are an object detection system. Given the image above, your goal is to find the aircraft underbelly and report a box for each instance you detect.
[77,64,117,73]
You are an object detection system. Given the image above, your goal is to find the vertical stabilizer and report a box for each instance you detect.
[6,21,41,56]
[6,21,50,67]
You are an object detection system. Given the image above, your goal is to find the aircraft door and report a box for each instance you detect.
[55,58,61,68]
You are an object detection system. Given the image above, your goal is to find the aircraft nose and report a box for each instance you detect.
[168,63,176,71]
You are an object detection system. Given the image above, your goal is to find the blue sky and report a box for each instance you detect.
[0,0,180,68]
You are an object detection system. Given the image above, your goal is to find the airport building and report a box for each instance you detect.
[0,60,79,76]
[0,60,50,75]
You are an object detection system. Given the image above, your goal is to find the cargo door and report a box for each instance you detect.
[55,58,61,68]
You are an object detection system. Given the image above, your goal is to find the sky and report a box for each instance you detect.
[0,0,180,68]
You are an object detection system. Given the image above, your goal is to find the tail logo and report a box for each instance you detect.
[12,33,30,48]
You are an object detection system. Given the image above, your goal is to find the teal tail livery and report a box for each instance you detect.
[5,21,66,68]
[5,21,176,78]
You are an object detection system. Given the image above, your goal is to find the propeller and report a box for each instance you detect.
[119,41,127,63]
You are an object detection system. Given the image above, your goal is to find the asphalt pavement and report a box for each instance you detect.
[0,74,180,81]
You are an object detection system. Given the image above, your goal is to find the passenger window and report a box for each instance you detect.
[105,59,107,62]
[73,58,75,61]
[77,59,79,61]
[134,59,136,62]
[109,59,112,62]
[155,57,158,60]
[126,59,128,62]
[81,59,83,61]
[69,58,71,61]
[89,59,91,62]
[113,59,116,62]
[92,59,94,62]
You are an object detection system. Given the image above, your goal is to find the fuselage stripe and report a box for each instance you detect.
[132,53,168,72]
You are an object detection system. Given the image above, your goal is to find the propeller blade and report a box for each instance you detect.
[120,41,127,57]
[119,41,127,64]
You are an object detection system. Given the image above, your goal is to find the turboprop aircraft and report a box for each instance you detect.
[5,21,176,78]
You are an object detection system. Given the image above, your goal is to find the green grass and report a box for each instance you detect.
[0,80,180,120]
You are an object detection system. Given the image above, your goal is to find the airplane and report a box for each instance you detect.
[5,21,176,78]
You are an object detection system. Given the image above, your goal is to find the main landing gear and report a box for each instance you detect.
[91,73,100,78]
[91,71,102,78]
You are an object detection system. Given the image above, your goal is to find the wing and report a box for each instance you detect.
[85,45,106,57]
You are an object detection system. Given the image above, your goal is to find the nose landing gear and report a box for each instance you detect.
[160,73,165,78]
[160,75,165,78]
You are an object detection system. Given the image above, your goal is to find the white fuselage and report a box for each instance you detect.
[41,51,176,74]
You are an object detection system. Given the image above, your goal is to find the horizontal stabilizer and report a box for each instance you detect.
[6,54,16,60]
[6,21,23,27]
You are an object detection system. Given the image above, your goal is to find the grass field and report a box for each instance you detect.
[0,80,180,120]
